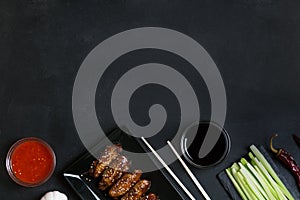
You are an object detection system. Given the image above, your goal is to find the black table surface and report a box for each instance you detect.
[1,1,300,200]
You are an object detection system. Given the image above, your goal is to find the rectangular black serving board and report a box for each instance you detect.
[218,146,300,200]
[64,128,186,200]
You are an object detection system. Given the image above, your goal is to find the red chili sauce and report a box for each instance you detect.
[10,140,54,184]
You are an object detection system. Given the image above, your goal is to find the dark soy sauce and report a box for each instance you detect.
[181,121,230,168]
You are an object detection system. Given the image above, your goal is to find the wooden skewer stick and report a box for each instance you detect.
[141,137,196,200]
[167,140,211,200]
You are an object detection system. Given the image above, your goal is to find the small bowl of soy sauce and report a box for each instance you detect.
[181,121,230,168]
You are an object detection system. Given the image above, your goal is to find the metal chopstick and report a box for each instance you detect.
[141,137,196,200]
[167,140,212,200]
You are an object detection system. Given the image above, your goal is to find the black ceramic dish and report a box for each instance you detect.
[63,128,186,200]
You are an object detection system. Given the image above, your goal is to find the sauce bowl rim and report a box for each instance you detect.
[6,137,56,187]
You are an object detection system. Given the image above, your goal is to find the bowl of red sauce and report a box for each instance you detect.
[6,137,56,187]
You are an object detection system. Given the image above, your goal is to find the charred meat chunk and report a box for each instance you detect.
[109,169,142,198]
[140,193,159,200]
[121,180,151,200]
[92,145,122,178]
[99,155,130,190]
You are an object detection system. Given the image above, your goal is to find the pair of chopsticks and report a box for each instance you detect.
[141,137,211,200]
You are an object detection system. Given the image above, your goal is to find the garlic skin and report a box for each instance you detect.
[40,191,68,200]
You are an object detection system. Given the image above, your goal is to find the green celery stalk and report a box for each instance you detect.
[226,168,248,200]
[250,145,294,200]
[236,171,257,200]
[249,152,278,198]
[252,157,287,200]
[232,167,252,200]
[253,164,278,199]
[232,162,240,171]
[238,161,268,199]
[243,160,277,200]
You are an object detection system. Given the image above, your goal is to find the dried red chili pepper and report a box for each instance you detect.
[270,134,300,189]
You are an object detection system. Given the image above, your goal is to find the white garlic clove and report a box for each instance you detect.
[40,191,68,200]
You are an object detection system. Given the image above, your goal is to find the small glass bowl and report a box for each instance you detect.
[181,121,231,168]
[6,137,56,187]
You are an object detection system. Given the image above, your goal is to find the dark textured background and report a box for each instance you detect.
[1,0,300,199]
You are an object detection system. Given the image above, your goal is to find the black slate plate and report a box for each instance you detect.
[63,128,186,200]
[218,146,300,200]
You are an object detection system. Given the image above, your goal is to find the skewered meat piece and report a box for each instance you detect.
[140,193,159,200]
[109,169,142,198]
[92,145,122,178]
[99,155,130,190]
[121,180,151,200]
